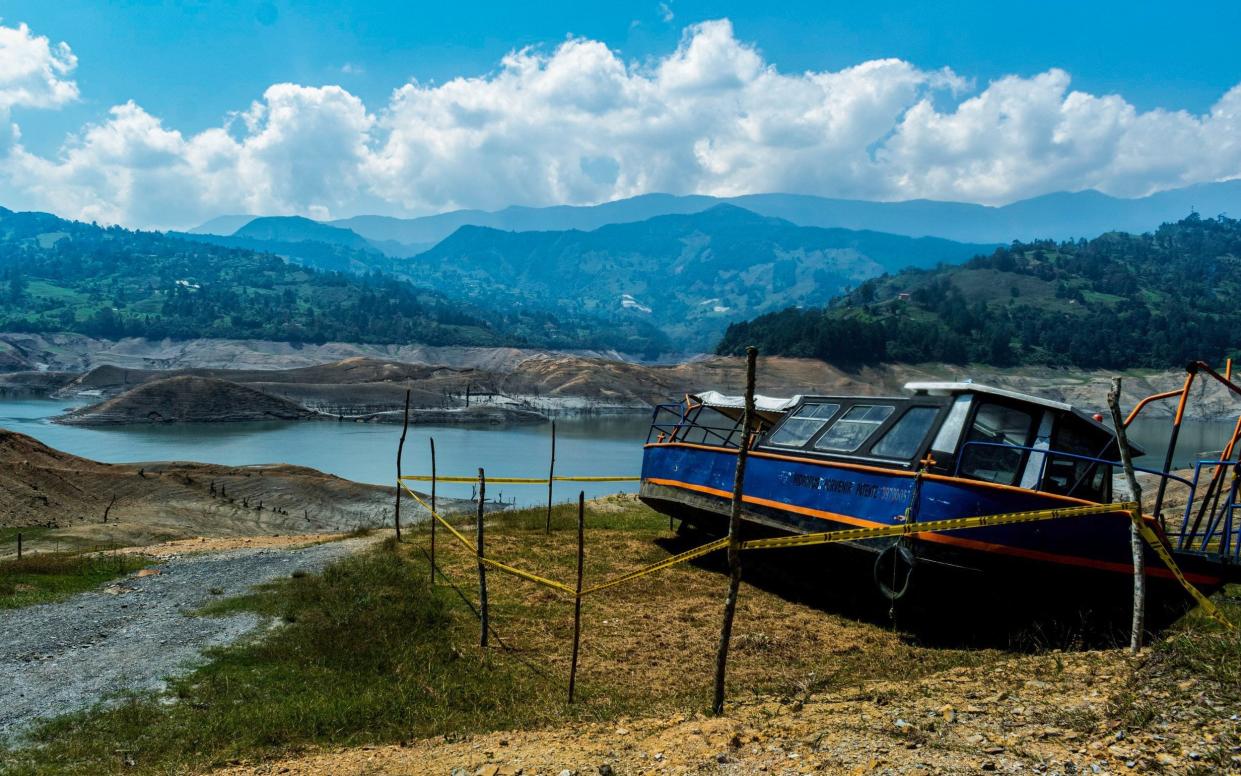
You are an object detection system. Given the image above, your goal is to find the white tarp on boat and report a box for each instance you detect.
[690,391,801,423]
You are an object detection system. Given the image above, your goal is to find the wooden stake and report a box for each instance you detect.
[713,345,757,715]
[430,436,437,584]
[546,420,557,533]
[16,532,21,560]
[568,490,585,703]
[394,389,410,542]
[477,467,489,648]
[1107,377,1146,654]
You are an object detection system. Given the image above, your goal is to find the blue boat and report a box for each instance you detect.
[640,378,1241,624]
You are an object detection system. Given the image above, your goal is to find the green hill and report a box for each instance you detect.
[717,213,1241,369]
[0,207,668,354]
[407,204,996,349]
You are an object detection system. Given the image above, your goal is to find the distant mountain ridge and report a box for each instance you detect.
[0,206,671,355]
[188,180,1241,250]
[401,203,996,348]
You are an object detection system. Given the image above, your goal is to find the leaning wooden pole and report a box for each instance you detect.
[1107,377,1146,653]
[713,346,757,715]
[546,421,557,533]
[476,467,489,648]
[394,389,410,542]
[429,436,437,584]
[568,490,586,703]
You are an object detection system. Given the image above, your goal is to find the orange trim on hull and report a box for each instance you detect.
[642,476,1220,586]
[645,441,1098,506]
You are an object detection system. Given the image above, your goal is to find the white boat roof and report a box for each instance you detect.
[903,381,1073,412]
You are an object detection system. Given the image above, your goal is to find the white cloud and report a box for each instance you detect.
[0,22,77,112]
[1,18,1241,229]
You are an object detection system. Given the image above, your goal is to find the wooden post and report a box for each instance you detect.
[546,421,557,533]
[16,532,21,560]
[477,467,489,648]
[713,346,757,715]
[1107,377,1146,654]
[568,490,585,703]
[429,436,437,584]
[394,389,410,542]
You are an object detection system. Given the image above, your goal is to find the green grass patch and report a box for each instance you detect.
[0,527,51,548]
[0,552,147,610]
[6,499,1236,775]
[2,539,562,775]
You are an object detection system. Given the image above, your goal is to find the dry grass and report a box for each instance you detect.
[422,495,995,715]
[7,496,1235,775]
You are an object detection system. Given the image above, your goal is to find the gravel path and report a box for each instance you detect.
[0,537,374,739]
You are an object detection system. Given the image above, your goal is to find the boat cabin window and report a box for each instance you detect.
[957,402,1036,485]
[814,404,895,453]
[872,406,940,459]
[766,402,840,447]
[1043,416,1112,501]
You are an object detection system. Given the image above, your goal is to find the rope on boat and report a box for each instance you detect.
[398,481,1233,628]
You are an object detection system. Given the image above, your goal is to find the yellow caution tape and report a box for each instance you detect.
[740,502,1139,551]
[553,476,642,483]
[400,475,640,484]
[401,483,577,594]
[1131,516,1235,630]
[399,481,1233,627]
[579,538,730,596]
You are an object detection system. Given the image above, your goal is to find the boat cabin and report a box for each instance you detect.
[763,382,1138,502]
[661,382,1138,504]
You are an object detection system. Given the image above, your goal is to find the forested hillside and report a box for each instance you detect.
[0,207,667,354]
[718,213,1241,369]
[406,204,995,348]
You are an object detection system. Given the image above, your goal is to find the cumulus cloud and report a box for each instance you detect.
[0,22,77,112]
[1,18,1240,229]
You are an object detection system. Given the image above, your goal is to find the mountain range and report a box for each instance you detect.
[174,204,998,350]
[190,180,1241,254]
[399,204,995,347]
[0,207,668,355]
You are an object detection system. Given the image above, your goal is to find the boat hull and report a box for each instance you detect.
[640,442,1229,624]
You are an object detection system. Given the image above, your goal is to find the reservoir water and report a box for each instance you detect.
[0,399,651,506]
[0,398,1235,507]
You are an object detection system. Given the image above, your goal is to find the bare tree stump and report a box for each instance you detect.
[713,346,757,715]
[1107,376,1146,653]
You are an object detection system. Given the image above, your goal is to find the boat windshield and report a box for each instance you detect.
[766,402,840,447]
[872,406,940,459]
[814,405,895,452]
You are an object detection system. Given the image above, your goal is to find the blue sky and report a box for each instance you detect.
[1,1,1240,228]
[10,0,1241,147]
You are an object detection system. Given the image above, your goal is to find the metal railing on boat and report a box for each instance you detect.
[955,440,1240,564]
[646,402,750,447]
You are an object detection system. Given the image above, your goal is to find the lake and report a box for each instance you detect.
[0,398,1234,507]
[0,399,652,507]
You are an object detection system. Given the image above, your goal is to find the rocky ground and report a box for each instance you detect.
[0,428,476,555]
[1,333,1236,422]
[0,534,377,739]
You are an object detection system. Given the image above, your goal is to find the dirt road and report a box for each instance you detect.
[0,535,374,739]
